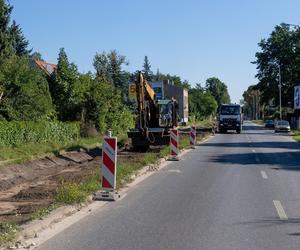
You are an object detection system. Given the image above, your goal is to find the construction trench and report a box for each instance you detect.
[0,129,211,229]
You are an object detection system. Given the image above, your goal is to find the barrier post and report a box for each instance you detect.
[190,126,196,149]
[94,136,118,201]
[168,129,179,161]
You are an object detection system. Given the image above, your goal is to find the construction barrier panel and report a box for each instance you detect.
[169,129,179,161]
[102,136,117,192]
[190,126,196,148]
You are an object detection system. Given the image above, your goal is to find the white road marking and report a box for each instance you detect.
[167,169,182,173]
[252,149,256,153]
[273,200,288,220]
[260,171,268,179]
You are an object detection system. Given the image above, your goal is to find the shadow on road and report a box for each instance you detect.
[210,151,300,170]
[235,217,300,232]
[201,141,300,150]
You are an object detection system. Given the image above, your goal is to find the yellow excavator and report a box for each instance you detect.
[127,72,179,150]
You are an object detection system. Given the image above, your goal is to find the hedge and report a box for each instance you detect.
[0,121,80,147]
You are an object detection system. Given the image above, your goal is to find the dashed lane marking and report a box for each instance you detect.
[273,200,288,220]
[260,171,268,179]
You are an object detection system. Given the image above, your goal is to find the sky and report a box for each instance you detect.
[9,0,300,103]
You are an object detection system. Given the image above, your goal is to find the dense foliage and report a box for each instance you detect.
[0,56,54,121]
[246,23,300,117]
[189,84,218,119]
[0,121,80,146]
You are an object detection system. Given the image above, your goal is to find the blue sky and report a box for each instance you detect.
[9,0,300,102]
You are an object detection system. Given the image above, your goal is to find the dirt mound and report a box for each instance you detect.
[12,186,53,201]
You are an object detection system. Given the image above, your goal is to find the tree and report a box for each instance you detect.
[253,23,300,108]
[205,77,231,106]
[93,51,110,82]
[93,50,129,96]
[189,84,217,119]
[0,56,54,120]
[142,56,153,81]
[10,20,31,56]
[0,0,14,57]
[49,48,79,120]
[30,51,43,61]
[0,0,30,57]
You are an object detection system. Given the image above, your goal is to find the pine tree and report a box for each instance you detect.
[50,48,79,120]
[0,0,13,57]
[10,20,31,56]
[142,56,153,81]
[0,0,30,57]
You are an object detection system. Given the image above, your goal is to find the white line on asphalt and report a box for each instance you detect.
[167,169,182,173]
[260,171,268,179]
[273,200,288,220]
[255,157,260,163]
[252,149,256,153]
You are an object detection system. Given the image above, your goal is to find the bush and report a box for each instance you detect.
[0,121,80,147]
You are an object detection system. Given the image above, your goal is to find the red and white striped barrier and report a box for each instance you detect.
[102,137,117,191]
[190,126,196,148]
[169,129,179,161]
[94,136,118,201]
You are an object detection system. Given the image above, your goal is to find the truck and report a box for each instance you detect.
[127,72,180,150]
[218,104,243,134]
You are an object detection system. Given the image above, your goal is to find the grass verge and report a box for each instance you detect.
[55,174,101,205]
[0,222,19,247]
[0,137,102,167]
[290,130,300,142]
[252,120,264,125]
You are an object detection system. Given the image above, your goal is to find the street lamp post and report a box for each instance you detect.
[269,61,282,120]
[278,64,282,120]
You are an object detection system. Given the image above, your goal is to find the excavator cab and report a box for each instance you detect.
[158,100,178,127]
[127,72,179,150]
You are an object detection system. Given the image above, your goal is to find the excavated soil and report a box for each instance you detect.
[0,149,102,224]
[0,146,150,225]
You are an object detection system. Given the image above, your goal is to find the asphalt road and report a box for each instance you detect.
[37,121,300,250]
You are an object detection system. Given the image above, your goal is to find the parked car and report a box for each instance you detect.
[265,120,274,128]
[274,120,291,132]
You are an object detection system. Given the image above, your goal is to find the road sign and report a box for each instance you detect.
[128,82,136,102]
[294,86,300,109]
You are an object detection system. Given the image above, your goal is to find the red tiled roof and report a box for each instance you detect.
[34,59,57,76]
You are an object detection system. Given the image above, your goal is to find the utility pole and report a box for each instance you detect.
[278,64,282,120]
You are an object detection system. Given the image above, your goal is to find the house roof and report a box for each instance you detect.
[34,59,57,76]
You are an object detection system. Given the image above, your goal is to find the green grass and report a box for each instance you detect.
[54,174,101,205]
[290,130,300,142]
[252,120,264,125]
[0,222,19,247]
[0,137,102,167]
[191,119,215,128]
[30,204,59,220]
